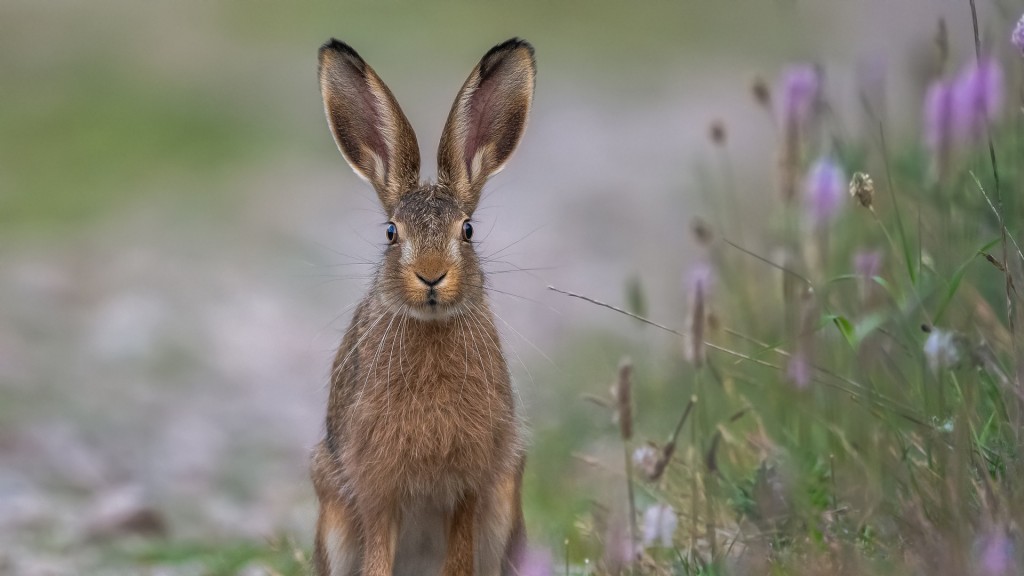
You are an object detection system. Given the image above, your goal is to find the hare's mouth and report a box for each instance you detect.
[399,268,462,320]
[406,300,459,321]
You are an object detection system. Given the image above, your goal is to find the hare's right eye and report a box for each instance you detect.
[385,222,398,244]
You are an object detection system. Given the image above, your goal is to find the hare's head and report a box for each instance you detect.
[319,39,535,321]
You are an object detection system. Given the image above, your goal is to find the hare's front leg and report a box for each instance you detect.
[314,497,360,576]
[442,493,478,576]
[312,442,361,576]
[358,499,399,576]
[477,459,527,576]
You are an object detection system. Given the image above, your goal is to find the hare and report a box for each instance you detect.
[310,38,536,576]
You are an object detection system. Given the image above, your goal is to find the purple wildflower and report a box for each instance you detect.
[924,78,954,153]
[777,64,821,128]
[978,527,1016,576]
[853,250,883,280]
[787,350,811,389]
[953,57,1004,142]
[603,516,637,573]
[641,504,678,548]
[854,249,883,303]
[518,547,555,576]
[685,260,715,297]
[1013,14,1024,56]
[923,328,960,374]
[803,157,846,227]
[633,445,658,478]
[684,261,714,366]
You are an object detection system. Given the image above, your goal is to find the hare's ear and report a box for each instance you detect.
[437,38,535,214]
[319,39,420,213]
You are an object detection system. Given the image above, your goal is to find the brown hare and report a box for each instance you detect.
[310,38,536,576]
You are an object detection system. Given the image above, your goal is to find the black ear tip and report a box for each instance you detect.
[484,38,535,66]
[319,38,364,65]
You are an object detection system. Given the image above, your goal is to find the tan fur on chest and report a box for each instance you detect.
[331,307,517,502]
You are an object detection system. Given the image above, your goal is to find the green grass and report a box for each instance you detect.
[0,58,280,232]
[107,539,309,575]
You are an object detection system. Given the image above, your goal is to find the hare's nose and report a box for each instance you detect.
[416,271,448,288]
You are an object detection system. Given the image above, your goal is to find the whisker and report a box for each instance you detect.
[468,302,529,413]
[480,224,545,261]
[463,282,563,314]
[487,303,556,369]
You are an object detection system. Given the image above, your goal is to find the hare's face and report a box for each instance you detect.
[319,39,534,321]
[380,186,483,321]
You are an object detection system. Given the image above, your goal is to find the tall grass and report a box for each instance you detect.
[552,12,1024,576]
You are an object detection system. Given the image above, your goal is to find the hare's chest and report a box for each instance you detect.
[383,362,508,452]
[351,340,513,489]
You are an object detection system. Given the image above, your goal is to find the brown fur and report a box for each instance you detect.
[312,38,536,576]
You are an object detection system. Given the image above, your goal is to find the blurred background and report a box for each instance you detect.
[0,0,1013,572]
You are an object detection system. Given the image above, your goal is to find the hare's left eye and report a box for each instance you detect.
[461,221,474,242]
[386,222,398,244]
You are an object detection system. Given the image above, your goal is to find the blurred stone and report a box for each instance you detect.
[0,492,53,532]
[23,424,107,492]
[90,292,167,361]
[11,262,71,301]
[81,485,167,541]
[1,552,74,576]
[204,497,274,540]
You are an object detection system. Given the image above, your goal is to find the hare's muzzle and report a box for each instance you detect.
[415,271,448,288]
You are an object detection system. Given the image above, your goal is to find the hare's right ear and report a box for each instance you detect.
[437,39,535,214]
[319,39,420,213]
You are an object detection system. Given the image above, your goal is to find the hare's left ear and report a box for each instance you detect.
[437,39,535,214]
[319,39,420,214]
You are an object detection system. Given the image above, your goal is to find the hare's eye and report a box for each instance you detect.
[385,222,398,244]
[461,221,474,242]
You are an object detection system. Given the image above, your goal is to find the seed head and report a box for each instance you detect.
[690,217,713,247]
[849,171,875,210]
[752,76,772,109]
[935,18,949,72]
[709,120,727,146]
[1012,14,1024,56]
[684,262,714,367]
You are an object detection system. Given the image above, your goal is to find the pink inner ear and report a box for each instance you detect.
[462,79,500,178]
[332,56,389,179]
[353,70,389,178]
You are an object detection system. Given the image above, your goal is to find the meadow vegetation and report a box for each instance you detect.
[540,9,1024,576]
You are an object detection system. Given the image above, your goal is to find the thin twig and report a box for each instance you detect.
[547,284,930,427]
[969,172,1024,264]
[722,239,812,287]
[547,285,684,336]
